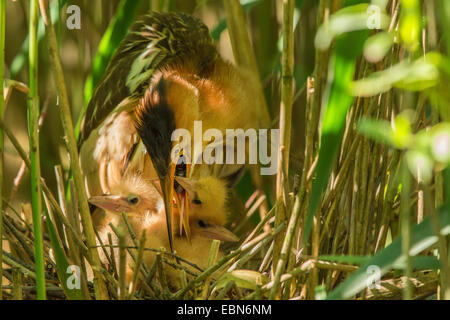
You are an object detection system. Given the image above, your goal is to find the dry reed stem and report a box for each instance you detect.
[272,0,295,280]
[223,0,271,233]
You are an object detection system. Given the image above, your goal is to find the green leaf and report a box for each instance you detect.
[357,118,395,147]
[392,113,412,148]
[315,3,389,50]
[394,58,440,91]
[319,255,372,265]
[319,254,441,270]
[405,149,434,184]
[327,205,450,300]
[392,256,441,270]
[352,55,440,97]
[363,31,393,63]
[430,123,450,164]
[399,0,421,52]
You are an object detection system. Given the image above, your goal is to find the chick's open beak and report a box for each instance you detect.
[88,195,134,213]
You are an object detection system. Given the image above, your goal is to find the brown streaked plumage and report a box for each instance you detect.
[79,12,218,146]
[79,12,216,199]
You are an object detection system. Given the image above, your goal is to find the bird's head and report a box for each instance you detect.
[134,74,200,251]
[174,175,238,242]
[175,175,227,225]
[88,173,162,217]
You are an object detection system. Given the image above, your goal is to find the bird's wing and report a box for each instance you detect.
[80,107,139,196]
[79,11,217,146]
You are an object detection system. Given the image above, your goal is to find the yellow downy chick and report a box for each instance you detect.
[88,172,238,289]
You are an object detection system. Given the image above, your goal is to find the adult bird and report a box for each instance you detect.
[79,11,269,251]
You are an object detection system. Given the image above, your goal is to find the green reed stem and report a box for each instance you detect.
[399,160,412,300]
[0,0,5,301]
[273,0,295,278]
[28,0,46,300]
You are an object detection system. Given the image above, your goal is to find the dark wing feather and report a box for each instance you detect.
[79,11,217,146]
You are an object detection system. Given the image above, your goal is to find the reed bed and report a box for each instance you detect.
[0,0,449,300]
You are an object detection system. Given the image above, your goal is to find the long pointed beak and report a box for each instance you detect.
[160,165,175,253]
[198,225,239,242]
[88,195,133,213]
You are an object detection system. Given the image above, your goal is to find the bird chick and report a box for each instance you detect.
[88,172,162,284]
[88,172,238,289]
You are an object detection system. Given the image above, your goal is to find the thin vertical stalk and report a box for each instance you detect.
[400,160,412,300]
[0,0,5,301]
[12,268,23,300]
[437,0,450,55]
[201,240,220,300]
[444,167,450,299]
[431,110,444,208]
[269,193,301,299]
[424,182,449,300]
[223,0,258,71]
[128,231,146,299]
[223,0,271,228]
[272,0,295,276]
[118,227,126,300]
[38,0,108,299]
[223,0,269,125]
[68,180,90,299]
[28,0,46,300]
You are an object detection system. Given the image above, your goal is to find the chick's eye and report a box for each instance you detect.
[198,220,207,228]
[192,198,202,205]
[127,196,139,205]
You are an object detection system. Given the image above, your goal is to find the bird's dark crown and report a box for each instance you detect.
[135,78,176,178]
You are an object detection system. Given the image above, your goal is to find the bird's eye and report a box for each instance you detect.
[192,198,202,205]
[198,220,207,228]
[127,196,139,205]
